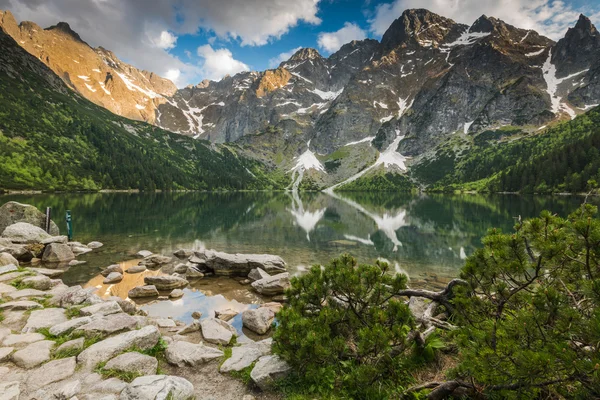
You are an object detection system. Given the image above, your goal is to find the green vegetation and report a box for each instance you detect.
[0,31,280,192]
[95,360,142,383]
[272,203,600,399]
[336,170,416,192]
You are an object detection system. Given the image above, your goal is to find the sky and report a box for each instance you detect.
[2,0,599,87]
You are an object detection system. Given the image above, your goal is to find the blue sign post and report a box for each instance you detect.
[66,210,73,241]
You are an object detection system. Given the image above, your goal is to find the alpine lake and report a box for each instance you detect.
[1,191,592,338]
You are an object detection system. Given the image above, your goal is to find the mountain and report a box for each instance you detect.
[2,8,600,193]
[0,10,176,124]
[0,26,280,191]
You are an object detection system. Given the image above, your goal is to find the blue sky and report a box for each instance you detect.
[5,0,600,86]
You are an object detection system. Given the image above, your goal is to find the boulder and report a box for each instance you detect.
[0,201,59,235]
[104,352,158,376]
[215,308,238,321]
[42,243,75,262]
[89,377,128,395]
[0,381,20,400]
[143,275,188,290]
[55,337,85,354]
[1,244,32,262]
[173,249,194,259]
[50,285,96,307]
[7,288,46,300]
[22,308,67,333]
[169,289,184,298]
[12,339,53,368]
[200,250,286,276]
[87,241,103,249]
[156,318,176,328]
[74,313,138,337]
[41,235,68,245]
[21,275,52,290]
[107,297,137,315]
[80,301,123,316]
[103,272,123,284]
[220,338,273,373]
[173,263,188,274]
[186,265,204,279]
[164,341,223,367]
[26,357,76,391]
[101,264,123,277]
[0,300,41,311]
[135,250,153,258]
[30,267,65,278]
[0,263,18,275]
[120,375,194,400]
[250,355,291,390]
[128,285,158,298]
[141,254,172,268]
[2,332,45,347]
[1,222,52,244]
[248,267,270,282]
[260,302,283,314]
[242,307,275,335]
[0,346,13,362]
[0,252,18,267]
[175,320,201,335]
[200,317,237,345]
[251,273,290,295]
[126,264,147,274]
[77,325,160,369]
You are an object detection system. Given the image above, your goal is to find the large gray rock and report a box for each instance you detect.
[42,243,75,262]
[164,341,223,367]
[2,332,45,347]
[141,254,172,268]
[80,301,123,316]
[77,325,160,369]
[0,300,41,311]
[242,307,275,335]
[74,313,138,337]
[21,275,52,290]
[248,267,270,282]
[101,264,124,277]
[126,265,147,274]
[51,285,96,307]
[0,264,18,275]
[0,201,59,236]
[200,317,237,345]
[107,297,138,315]
[41,235,68,245]
[199,250,286,277]
[220,338,273,373]
[29,267,65,278]
[215,308,238,321]
[128,285,158,298]
[12,339,53,368]
[26,357,76,390]
[251,272,290,295]
[250,355,291,390]
[0,252,18,267]
[0,381,20,400]
[6,288,46,300]
[143,275,188,290]
[22,308,67,333]
[104,352,158,376]
[104,272,124,284]
[2,222,52,244]
[55,337,85,354]
[120,375,194,400]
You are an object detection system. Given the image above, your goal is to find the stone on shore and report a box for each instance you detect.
[2,332,45,347]
[22,308,67,332]
[11,339,53,368]
[173,249,194,259]
[220,338,273,373]
[0,300,42,311]
[55,337,85,354]
[242,307,275,335]
[103,272,123,284]
[77,325,160,369]
[128,285,158,298]
[0,201,59,236]
[251,272,290,295]
[250,355,291,390]
[101,264,123,277]
[143,275,188,290]
[215,308,238,321]
[173,263,188,274]
[248,267,270,282]
[186,265,204,279]
[104,352,158,376]
[2,222,52,244]
[74,313,138,337]
[126,264,147,274]
[0,346,13,362]
[30,267,65,278]
[26,357,76,391]
[42,243,75,262]
[21,275,52,290]
[175,320,201,335]
[7,288,46,300]
[0,264,18,275]
[196,250,286,277]
[169,288,184,298]
[200,317,237,345]
[0,381,20,400]
[87,241,103,249]
[80,300,123,316]
[165,341,223,367]
[120,375,194,400]
[41,235,68,245]
[0,252,18,267]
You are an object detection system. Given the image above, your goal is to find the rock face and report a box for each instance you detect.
[250,355,292,390]
[42,243,75,262]
[2,222,52,244]
[251,272,290,295]
[120,375,194,400]
[0,201,59,235]
[77,325,160,368]
[143,275,188,290]
[242,307,275,335]
[164,340,224,367]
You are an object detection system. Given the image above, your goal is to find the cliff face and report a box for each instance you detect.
[0,10,177,124]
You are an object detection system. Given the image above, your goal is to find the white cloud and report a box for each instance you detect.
[368,0,599,40]
[152,30,177,50]
[165,68,181,82]
[317,22,367,53]
[268,47,302,68]
[197,44,250,81]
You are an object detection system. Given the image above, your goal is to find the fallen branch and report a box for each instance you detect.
[398,279,468,313]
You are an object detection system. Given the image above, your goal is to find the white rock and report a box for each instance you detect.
[1,222,51,244]
[242,307,275,335]
[250,355,291,390]
[7,288,46,300]
[29,267,65,278]
[2,332,45,347]
[220,338,273,373]
[0,300,42,311]
[104,352,158,376]
[169,289,184,298]
[21,275,52,290]
[87,241,103,249]
[200,317,237,345]
[56,380,81,398]
[0,264,18,275]
[0,346,13,362]
[50,316,93,336]
[80,300,123,316]
[89,377,127,394]
[41,235,68,245]
[175,320,201,335]
[0,252,19,267]
[26,357,77,391]
[135,250,153,258]
[128,285,158,298]
[12,339,53,368]
[103,272,123,284]
[0,381,20,400]
[74,313,138,337]
[156,318,176,328]
[120,375,194,400]
[42,243,75,262]
[55,337,85,354]
[22,307,67,332]
[251,272,290,295]
[164,341,223,367]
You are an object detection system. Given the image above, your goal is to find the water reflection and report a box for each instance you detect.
[2,192,592,289]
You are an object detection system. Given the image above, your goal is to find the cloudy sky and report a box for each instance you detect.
[2,0,598,87]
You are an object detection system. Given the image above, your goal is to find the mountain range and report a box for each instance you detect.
[1,8,600,192]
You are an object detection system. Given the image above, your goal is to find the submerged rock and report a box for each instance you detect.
[87,241,103,249]
[126,264,147,274]
[103,271,123,284]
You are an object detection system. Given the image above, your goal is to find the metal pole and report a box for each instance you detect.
[65,210,73,241]
[45,207,51,233]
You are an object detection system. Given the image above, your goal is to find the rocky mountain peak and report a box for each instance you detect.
[470,15,496,33]
[553,13,600,76]
[381,8,458,49]
[255,67,291,98]
[574,14,597,35]
[45,21,86,44]
[289,48,322,61]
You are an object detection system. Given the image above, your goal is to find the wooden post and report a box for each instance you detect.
[45,207,51,233]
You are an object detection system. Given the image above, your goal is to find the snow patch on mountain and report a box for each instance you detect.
[344,136,375,146]
[288,140,326,192]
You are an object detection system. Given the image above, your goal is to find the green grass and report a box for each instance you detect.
[229,362,256,385]
[37,327,102,358]
[94,360,143,383]
[65,305,84,319]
